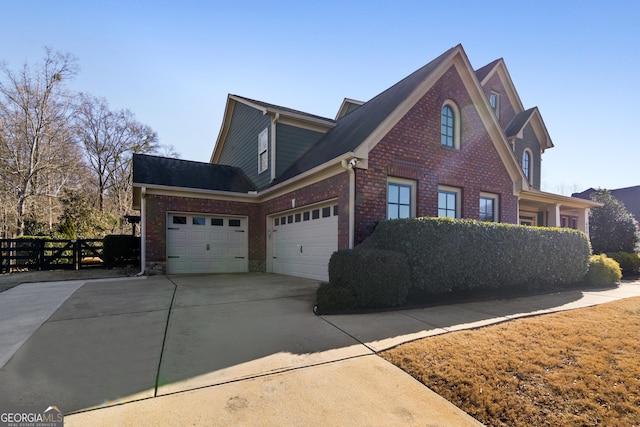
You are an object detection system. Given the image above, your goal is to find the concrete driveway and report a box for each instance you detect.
[1,273,638,426]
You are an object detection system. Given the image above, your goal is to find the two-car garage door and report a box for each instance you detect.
[166,213,248,274]
[270,202,338,281]
[165,203,338,280]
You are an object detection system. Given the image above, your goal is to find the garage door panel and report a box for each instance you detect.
[271,203,338,281]
[167,214,248,274]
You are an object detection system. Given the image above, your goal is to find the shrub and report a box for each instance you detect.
[103,235,140,268]
[605,252,640,277]
[315,283,357,313]
[322,248,410,310]
[584,254,622,286]
[362,218,591,294]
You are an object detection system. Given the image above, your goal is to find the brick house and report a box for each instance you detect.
[133,44,599,280]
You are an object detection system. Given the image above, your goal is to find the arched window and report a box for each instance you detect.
[441,106,454,147]
[441,100,460,149]
[523,150,532,181]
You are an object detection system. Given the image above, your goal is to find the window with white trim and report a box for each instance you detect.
[258,127,268,174]
[489,92,500,118]
[387,178,416,219]
[479,192,499,222]
[438,185,461,218]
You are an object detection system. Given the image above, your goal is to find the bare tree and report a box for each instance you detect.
[74,93,159,215]
[0,48,80,236]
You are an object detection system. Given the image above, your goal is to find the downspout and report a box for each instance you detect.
[138,187,146,276]
[341,158,357,249]
[270,113,279,182]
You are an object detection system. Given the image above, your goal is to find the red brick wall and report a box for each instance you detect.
[354,65,518,244]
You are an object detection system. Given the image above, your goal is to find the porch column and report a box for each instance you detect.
[548,203,560,227]
[578,207,590,235]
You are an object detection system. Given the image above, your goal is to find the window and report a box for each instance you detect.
[258,127,268,174]
[172,216,187,225]
[387,183,412,219]
[523,150,532,182]
[387,179,416,219]
[479,193,499,222]
[322,207,331,218]
[489,92,500,118]
[438,186,461,218]
[440,100,460,149]
[211,218,224,226]
[441,105,454,147]
[192,217,206,225]
[229,219,241,227]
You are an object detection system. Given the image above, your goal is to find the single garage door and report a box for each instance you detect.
[271,202,338,281]
[167,213,248,274]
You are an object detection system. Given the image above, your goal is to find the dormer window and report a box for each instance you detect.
[489,92,500,118]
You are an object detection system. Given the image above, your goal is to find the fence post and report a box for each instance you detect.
[37,239,44,271]
[0,240,5,274]
[71,240,78,270]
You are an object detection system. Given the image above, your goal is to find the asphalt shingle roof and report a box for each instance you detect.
[272,45,459,184]
[133,154,257,193]
[504,107,537,138]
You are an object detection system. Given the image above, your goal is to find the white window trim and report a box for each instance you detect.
[523,148,533,184]
[489,92,500,119]
[258,127,269,174]
[441,100,461,150]
[438,185,462,219]
[479,192,499,222]
[387,177,417,219]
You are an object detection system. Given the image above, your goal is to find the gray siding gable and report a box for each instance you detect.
[217,101,272,189]
[514,123,542,190]
[275,123,325,177]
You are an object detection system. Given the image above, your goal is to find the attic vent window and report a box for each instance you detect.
[489,92,500,118]
[258,127,268,174]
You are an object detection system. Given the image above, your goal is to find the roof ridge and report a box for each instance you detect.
[231,94,335,123]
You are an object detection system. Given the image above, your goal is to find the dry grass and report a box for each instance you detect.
[381,297,640,426]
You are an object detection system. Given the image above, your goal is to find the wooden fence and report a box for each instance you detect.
[0,239,104,273]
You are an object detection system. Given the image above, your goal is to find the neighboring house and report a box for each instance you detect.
[573,186,640,223]
[133,44,599,280]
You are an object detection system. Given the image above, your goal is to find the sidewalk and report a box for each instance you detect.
[0,274,638,426]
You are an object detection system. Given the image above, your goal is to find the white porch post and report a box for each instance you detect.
[578,208,590,235]
[548,203,560,227]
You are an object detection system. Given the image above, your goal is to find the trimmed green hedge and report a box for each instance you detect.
[103,235,140,268]
[584,254,622,286]
[605,252,640,277]
[362,218,591,294]
[320,248,410,311]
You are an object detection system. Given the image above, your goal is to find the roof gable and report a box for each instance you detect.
[335,98,364,119]
[505,107,554,151]
[475,58,525,114]
[210,95,335,164]
[133,154,256,193]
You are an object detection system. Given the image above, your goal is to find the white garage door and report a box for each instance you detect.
[167,213,248,274]
[271,202,338,281]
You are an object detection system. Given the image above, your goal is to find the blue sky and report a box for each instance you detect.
[2,1,638,194]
